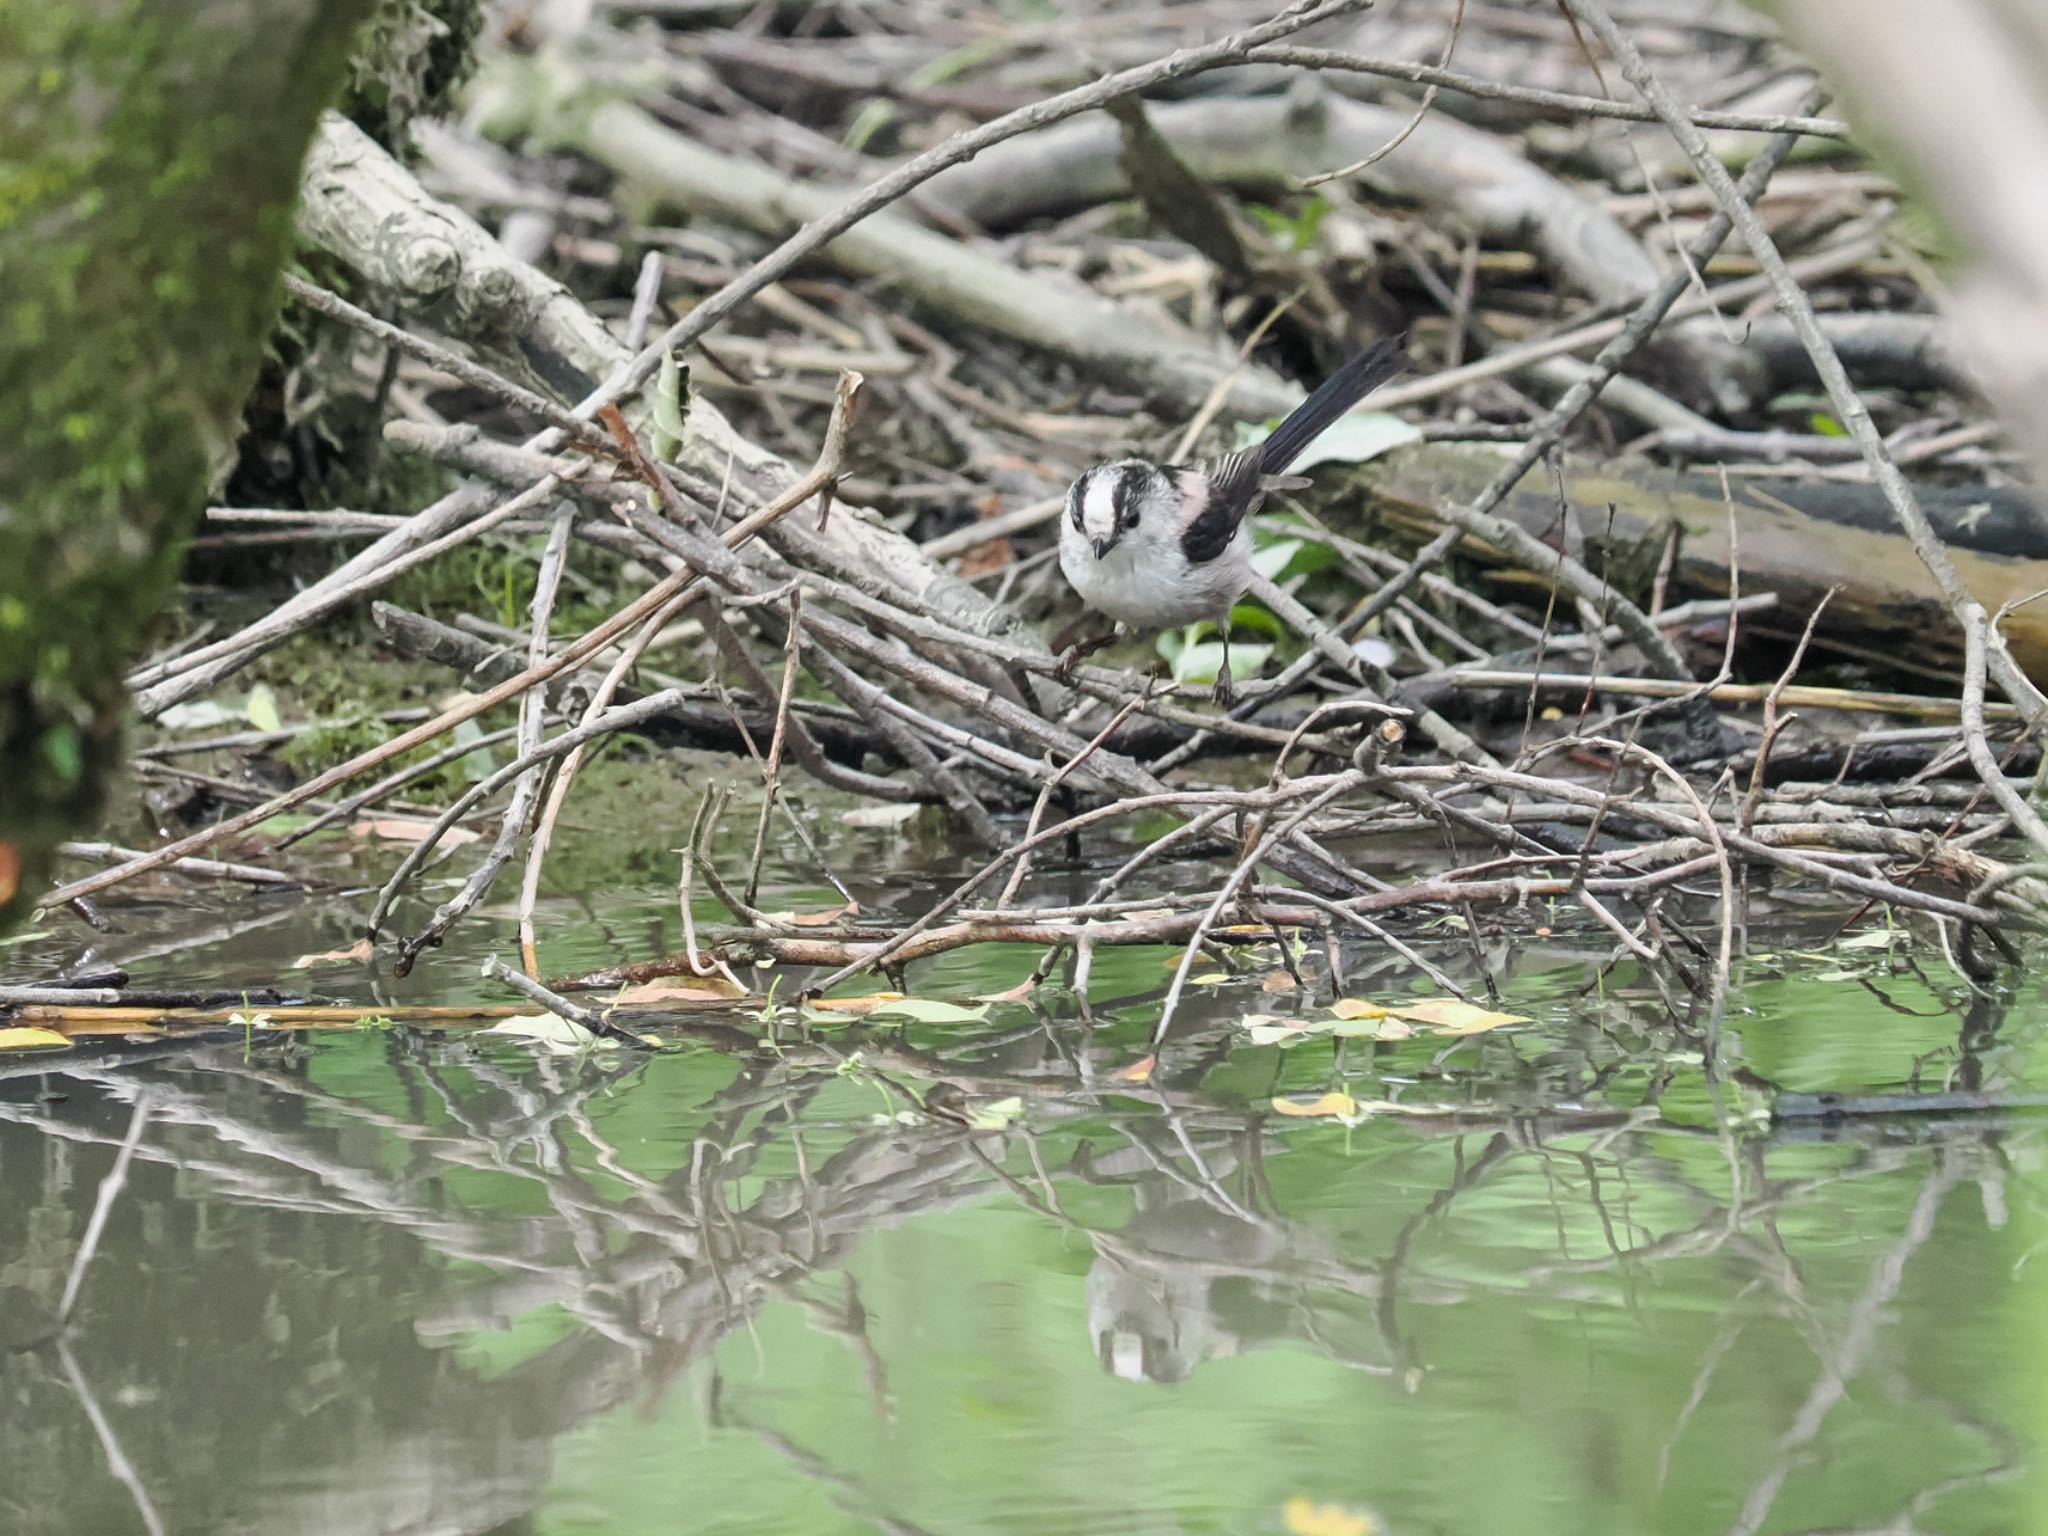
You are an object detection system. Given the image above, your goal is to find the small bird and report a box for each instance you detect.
[1058,333,1408,702]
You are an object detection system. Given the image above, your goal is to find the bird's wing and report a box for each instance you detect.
[1176,452,1261,564]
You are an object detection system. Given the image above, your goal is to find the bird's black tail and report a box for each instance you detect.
[1256,333,1408,474]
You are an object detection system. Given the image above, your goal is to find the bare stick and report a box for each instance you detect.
[57,1094,151,1325]
[283,275,615,452]
[1560,0,2048,727]
[38,374,866,911]
[599,0,1377,409]
[1301,0,1465,187]
[1246,45,1850,140]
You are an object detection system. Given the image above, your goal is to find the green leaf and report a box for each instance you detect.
[483,1012,618,1053]
[244,683,282,734]
[967,1095,1025,1131]
[1250,538,1303,581]
[864,997,991,1024]
[650,351,691,461]
[1162,638,1272,685]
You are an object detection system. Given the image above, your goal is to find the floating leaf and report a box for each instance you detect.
[1836,929,1902,951]
[1188,971,1231,986]
[807,992,906,1016]
[1390,998,1527,1035]
[350,818,481,846]
[1330,998,1388,1019]
[613,977,747,1005]
[1110,1054,1155,1083]
[1261,971,1299,993]
[0,1027,71,1052]
[975,976,1039,1004]
[483,1012,616,1053]
[967,1095,1024,1131]
[1283,1497,1376,1536]
[1327,1015,1411,1040]
[292,938,373,968]
[1245,1019,1310,1046]
[788,901,862,927]
[1271,1091,1359,1119]
[865,997,990,1024]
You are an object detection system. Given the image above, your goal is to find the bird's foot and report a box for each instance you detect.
[1052,629,1114,688]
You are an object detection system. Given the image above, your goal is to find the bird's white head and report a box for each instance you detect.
[1066,459,1177,562]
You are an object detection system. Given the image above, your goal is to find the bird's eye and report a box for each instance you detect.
[1120,504,1140,530]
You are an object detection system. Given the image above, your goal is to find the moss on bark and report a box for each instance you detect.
[0,0,379,929]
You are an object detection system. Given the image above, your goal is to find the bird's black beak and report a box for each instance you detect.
[1092,533,1119,560]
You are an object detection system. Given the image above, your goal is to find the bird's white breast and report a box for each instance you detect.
[1059,518,1253,630]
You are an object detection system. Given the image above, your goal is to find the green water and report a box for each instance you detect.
[3,818,2045,1535]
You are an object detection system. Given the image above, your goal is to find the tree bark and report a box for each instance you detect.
[0,0,377,931]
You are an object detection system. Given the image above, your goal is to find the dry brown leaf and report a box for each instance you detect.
[975,976,1039,1004]
[292,938,374,969]
[614,977,748,1005]
[1271,1091,1358,1119]
[350,818,481,846]
[787,901,861,927]
[1390,998,1528,1035]
[807,991,907,1016]
[1261,970,1299,993]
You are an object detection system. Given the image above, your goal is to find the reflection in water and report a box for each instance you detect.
[0,991,2039,1536]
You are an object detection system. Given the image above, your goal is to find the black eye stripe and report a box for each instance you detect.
[1111,463,1148,527]
[1068,480,1086,532]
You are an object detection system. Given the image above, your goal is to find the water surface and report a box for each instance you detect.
[3,820,2043,1536]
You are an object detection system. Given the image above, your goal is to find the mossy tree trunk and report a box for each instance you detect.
[0,0,378,931]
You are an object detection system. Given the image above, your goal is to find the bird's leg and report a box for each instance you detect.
[1052,624,1116,688]
[1213,621,1235,708]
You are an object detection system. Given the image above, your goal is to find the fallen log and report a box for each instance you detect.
[1355,441,2048,682]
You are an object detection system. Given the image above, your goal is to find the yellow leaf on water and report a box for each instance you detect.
[1110,1054,1155,1083]
[1330,998,1389,1020]
[807,992,906,1016]
[1283,1497,1375,1536]
[1262,970,1299,993]
[1390,998,1528,1035]
[1271,1091,1358,1119]
[0,1027,71,1052]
